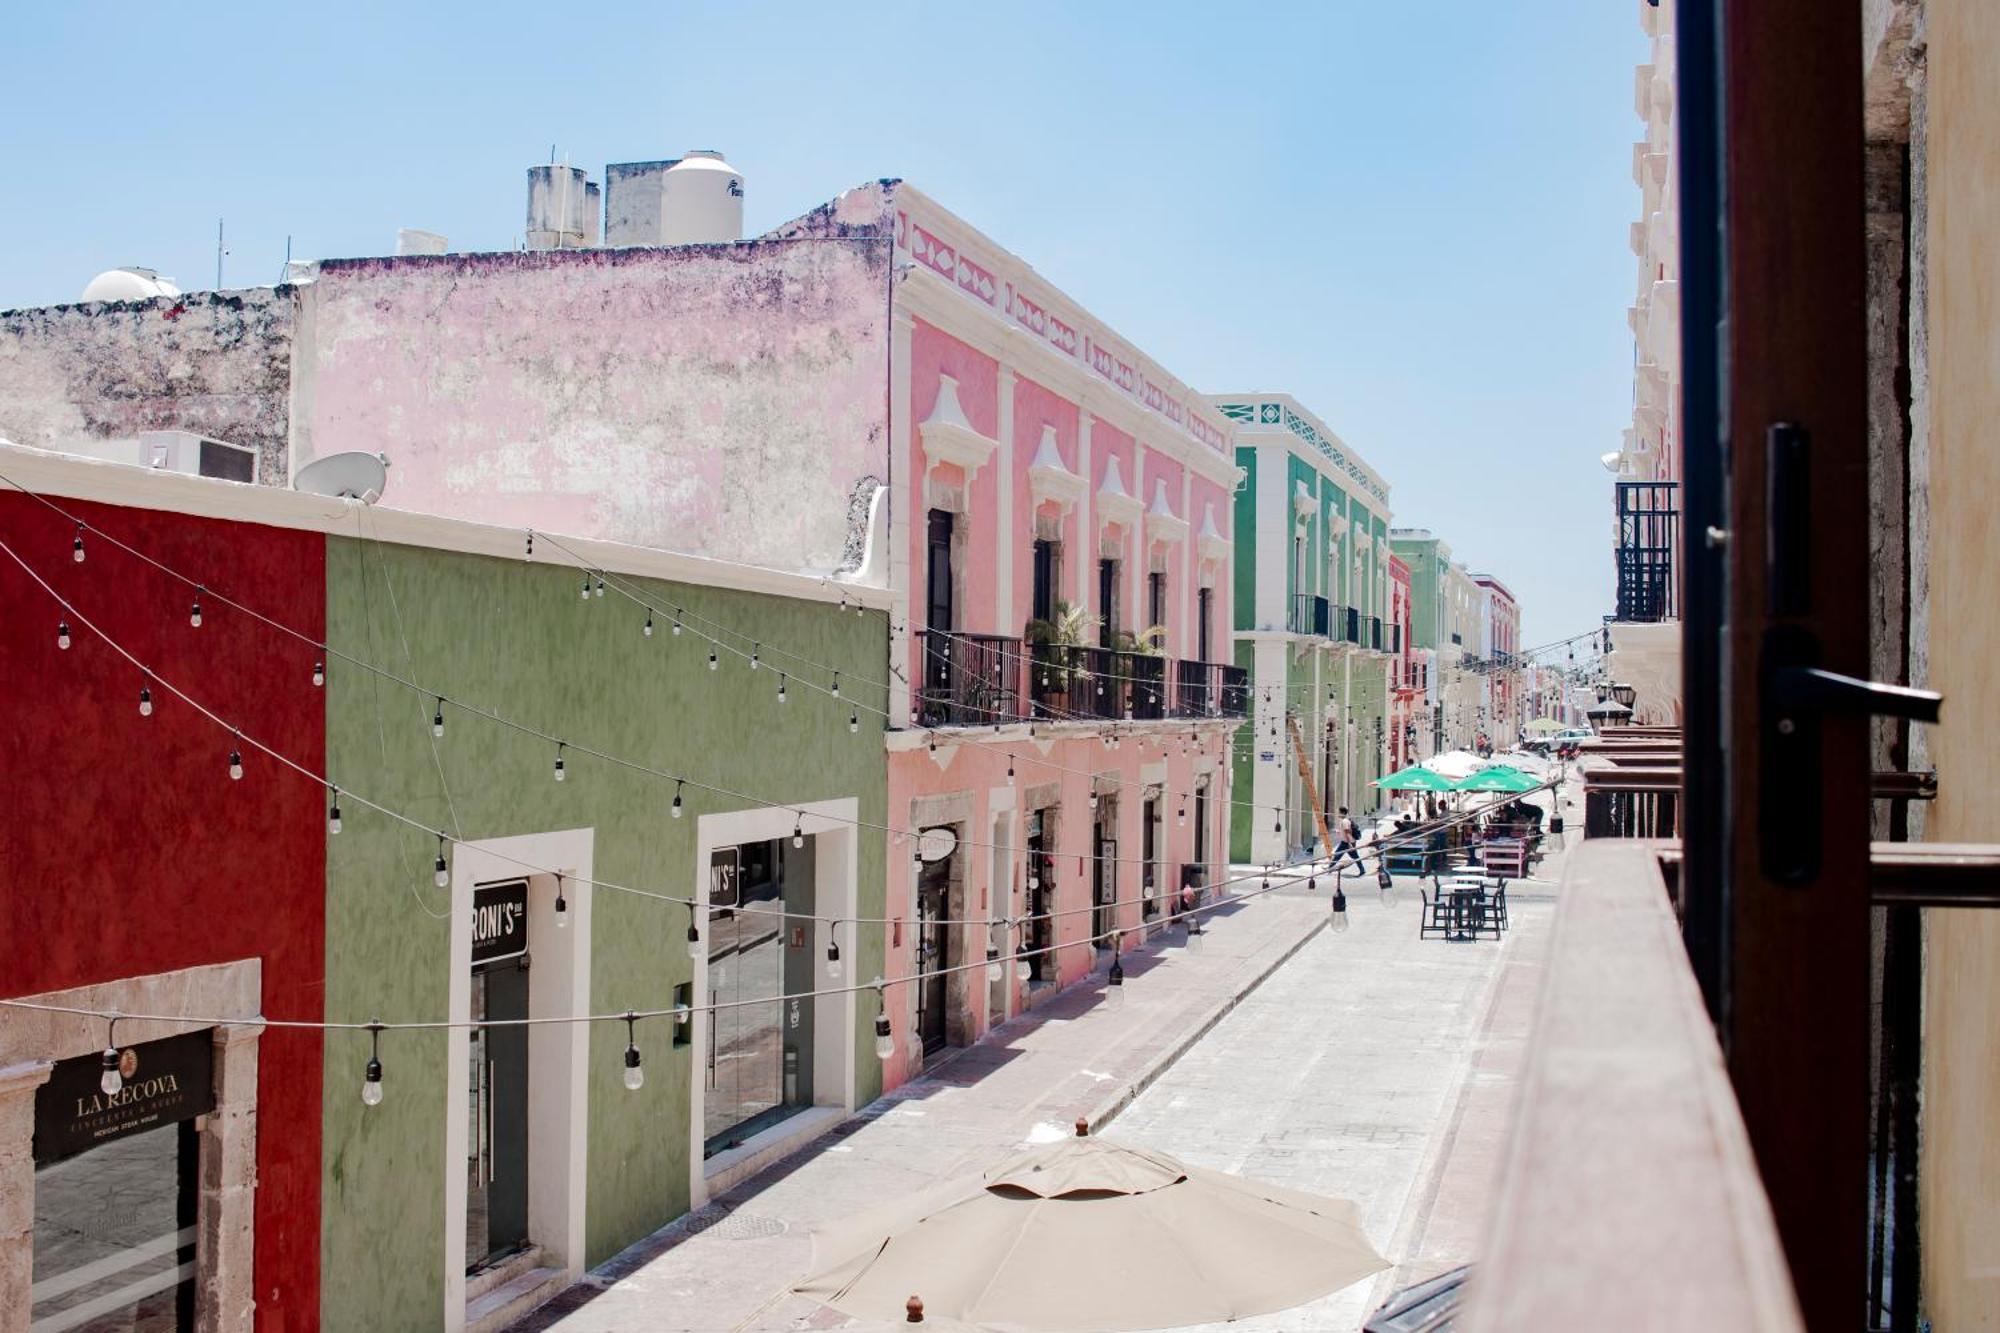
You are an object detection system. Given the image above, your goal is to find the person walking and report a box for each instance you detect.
[1332,807,1365,877]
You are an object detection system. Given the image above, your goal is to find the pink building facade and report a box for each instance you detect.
[875,189,1245,1086]
[1473,575,1523,745]
[1387,555,1418,770]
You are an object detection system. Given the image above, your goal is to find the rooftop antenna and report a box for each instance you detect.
[215,219,229,289]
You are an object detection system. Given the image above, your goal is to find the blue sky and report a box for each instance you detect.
[4,1,1642,645]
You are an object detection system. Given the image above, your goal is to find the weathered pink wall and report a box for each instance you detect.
[1010,373,1081,631]
[293,242,891,574]
[909,320,1000,629]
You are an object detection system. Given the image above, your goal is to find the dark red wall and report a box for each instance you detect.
[0,493,324,1330]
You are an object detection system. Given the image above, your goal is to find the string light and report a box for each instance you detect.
[72,525,85,563]
[1006,756,1015,784]
[826,922,842,979]
[312,658,325,687]
[672,609,682,636]
[622,1012,645,1091]
[553,742,566,781]
[56,618,70,650]
[99,1018,122,1095]
[986,941,1003,982]
[554,874,568,927]
[594,575,605,599]
[831,673,840,698]
[138,678,153,716]
[434,834,450,888]
[361,1021,384,1107]
[189,589,202,627]
[750,645,760,670]
[328,786,342,834]
[671,780,683,817]
[873,981,894,1060]
[228,734,243,780]
[778,674,788,704]
[849,710,859,734]
[525,530,534,560]
[580,573,591,600]
[432,698,445,739]
[1106,952,1125,1007]
[685,904,701,958]
[792,813,805,848]
[1330,887,1349,933]
[708,647,719,670]
[644,609,654,638]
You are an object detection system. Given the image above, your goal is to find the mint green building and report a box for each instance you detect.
[1210,394,1396,864]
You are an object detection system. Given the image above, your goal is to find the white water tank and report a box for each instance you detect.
[81,268,180,303]
[526,164,595,249]
[659,150,743,245]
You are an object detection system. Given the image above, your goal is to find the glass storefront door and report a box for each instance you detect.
[32,1119,197,1331]
[1025,813,1053,984]
[705,837,816,1155]
[466,956,530,1272]
[915,853,952,1054]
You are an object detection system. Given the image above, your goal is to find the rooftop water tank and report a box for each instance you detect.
[81,268,181,303]
[659,150,743,245]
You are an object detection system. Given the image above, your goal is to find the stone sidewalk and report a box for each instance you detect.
[515,881,1332,1332]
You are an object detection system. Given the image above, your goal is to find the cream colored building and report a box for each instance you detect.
[1439,562,1484,751]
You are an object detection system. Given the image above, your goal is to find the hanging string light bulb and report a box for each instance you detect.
[434,833,450,888]
[750,644,760,670]
[1106,951,1125,1007]
[831,673,841,698]
[826,921,843,979]
[708,646,719,671]
[671,779,684,817]
[685,903,701,958]
[621,1011,645,1091]
[778,674,788,704]
[554,874,568,928]
[1377,863,1395,906]
[644,609,654,638]
[672,609,683,636]
[1006,755,1016,785]
[99,1018,122,1095]
[594,574,606,599]
[874,981,895,1060]
[327,786,342,835]
[72,525,86,563]
[190,588,203,627]
[525,530,534,560]
[361,1021,384,1107]
[432,698,446,739]
[792,813,805,849]
[56,618,70,650]
[1330,886,1349,933]
[229,735,244,781]
[849,710,860,734]
[553,742,567,782]
[312,657,325,687]
[139,677,153,717]
[580,573,592,601]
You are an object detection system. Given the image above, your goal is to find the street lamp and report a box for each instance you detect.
[1594,680,1611,703]
[1610,681,1637,709]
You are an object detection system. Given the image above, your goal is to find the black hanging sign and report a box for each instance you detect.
[472,879,530,965]
[709,848,741,909]
[34,1029,216,1164]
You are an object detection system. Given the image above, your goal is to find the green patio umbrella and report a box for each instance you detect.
[1523,718,1566,735]
[1454,766,1542,793]
[1376,765,1458,792]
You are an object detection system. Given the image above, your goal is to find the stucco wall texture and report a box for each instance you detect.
[0,289,296,484]
[292,241,891,576]
[319,536,886,1330]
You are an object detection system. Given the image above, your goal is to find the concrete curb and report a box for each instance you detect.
[1084,911,1329,1134]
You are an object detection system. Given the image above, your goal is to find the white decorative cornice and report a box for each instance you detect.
[1027,424,1084,515]
[919,375,997,482]
[1145,478,1187,546]
[1097,453,1143,530]
[1198,502,1230,566]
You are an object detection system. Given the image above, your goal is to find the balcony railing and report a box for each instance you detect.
[1173,660,1250,719]
[1615,480,1679,622]
[1369,615,1383,651]
[1288,593,1330,637]
[1342,605,1362,644]
[1127,653,1168,720]
[915,631,1023,727]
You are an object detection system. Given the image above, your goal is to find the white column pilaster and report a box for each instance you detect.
[1075,411,1095,612]
[996,365,1016,633]
[889,311,915,726]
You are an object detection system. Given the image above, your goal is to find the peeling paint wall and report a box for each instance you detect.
[0,289,295,483]
[291,240,891,575]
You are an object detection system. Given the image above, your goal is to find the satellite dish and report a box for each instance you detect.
[917,827,957,863]
[293,452,389,504]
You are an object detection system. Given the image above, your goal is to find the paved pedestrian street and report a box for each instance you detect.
[516,810,1567,1333]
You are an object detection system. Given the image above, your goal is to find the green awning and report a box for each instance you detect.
[1375,765,1458,792]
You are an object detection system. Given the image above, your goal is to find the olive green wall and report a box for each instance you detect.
[1232,447,1257,629]
[319,537,886,1329]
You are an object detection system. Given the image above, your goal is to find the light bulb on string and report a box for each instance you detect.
[622,1012,645,1091]
[579,573,592,600]
[432,698,445,739]
[72,525,86,563]
[644,610,654,638]
[778,674,788,704]
[525,531,534,560]
[361,1021,384,1107]
[750,645,760,670]
[312,658,325,687]
[594,575,606,599]
[873,982,894,1060]
[671,779,683,817]
[686,904,702,958]
[986,943,1003,983]
[1105,953,1125,1007]
[138,678,153,717]
[190,590,203,627]
[849,710,860,734]
[434,833,450,888]
[708,647,718,671]
[327,786,342,835]
[228,735,243,781]
[672,609,682,636]
[831,673,841,698]
[826,922,843,979]
[553,742,566,782]
[1006,756,1016,785]
[1330,887,1349,933]
[99,1018,122,1095]
[554,874,568,927]
[56,618,70,650]
[792,814,805,849]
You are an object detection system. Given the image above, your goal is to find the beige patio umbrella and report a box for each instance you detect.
[794,1130,1388,1331]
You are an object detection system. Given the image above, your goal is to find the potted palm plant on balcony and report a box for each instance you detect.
[1025,603,1098,716]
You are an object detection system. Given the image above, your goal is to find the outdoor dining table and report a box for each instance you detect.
[1441,877,1497,942]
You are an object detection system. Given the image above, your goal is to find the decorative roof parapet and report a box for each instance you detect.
[1213,397,1391,505]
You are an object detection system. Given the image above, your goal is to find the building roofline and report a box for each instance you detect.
[0,443,890,608]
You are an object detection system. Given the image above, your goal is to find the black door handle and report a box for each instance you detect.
[1771,667,1942,722]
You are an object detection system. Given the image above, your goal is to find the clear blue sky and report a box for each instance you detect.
[4,1,1642,646]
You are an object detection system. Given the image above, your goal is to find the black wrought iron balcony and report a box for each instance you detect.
[1288,593,1330,637]
[1219,664,1250,717]
[1071,645,1126,720]
[1615,481,1679,622]
[1342,605,1362,645]
[1126,653,1168,720]
[915,631,1024,727]
[1369,616,1383,651]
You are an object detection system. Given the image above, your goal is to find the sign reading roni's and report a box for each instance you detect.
[472,879,530,966]
[34,1029,216,1163]
[709,848,741,909]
